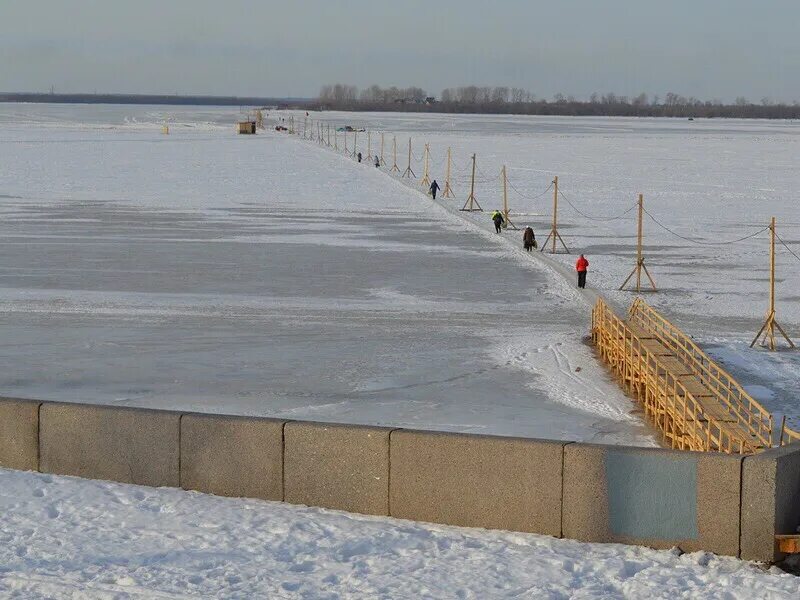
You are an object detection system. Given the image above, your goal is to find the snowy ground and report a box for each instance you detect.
[0,103,655,445]
[0,467,798,599]
[283,109,800,429]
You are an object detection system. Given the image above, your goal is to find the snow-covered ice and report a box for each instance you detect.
[0,103,656,445]
[0,467,798,599]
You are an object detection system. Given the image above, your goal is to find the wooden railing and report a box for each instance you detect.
[627,298,775,448]
[592,299,772,454]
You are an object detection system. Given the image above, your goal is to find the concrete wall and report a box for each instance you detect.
[0,398,40,471]
[3,398,800,562]
[741,444,800,562]
[390,430,564,536]
[284,422,391,516]
[180,413,284,501]
[39,403,180,487]
[563,443,743,557]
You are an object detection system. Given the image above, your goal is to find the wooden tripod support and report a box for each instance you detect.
[461,154,483,211]
[344,130,349,155]
[442,147,455,198]
[334,128,338,150]
[353,131,358,159]
[327,125,331,147]
[540,176,569,253]
[619,194,657,292]
[751,217,795,350]
[380,133,386,165]
[421,144,431,188]
[501,166,517,230]
[402,138,416,178]
[290,116,294,135]
[390,137,400,172]
[367,132,371,161]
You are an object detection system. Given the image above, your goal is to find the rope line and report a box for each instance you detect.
[642,206,770,246]
[507,179,553,201]
[775,231,800,263]
[559,190,638,222]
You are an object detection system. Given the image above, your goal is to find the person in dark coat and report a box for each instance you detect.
[492,210,504,233]
[357,152,362,163]
[374,155,380,167]
[429,180,440,199]
[523,226,536,251]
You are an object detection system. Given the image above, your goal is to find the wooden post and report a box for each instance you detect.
[303,116,307,138]
[442,147,455,198]
[402,137,416,178]
[460,154,483,211]
[344,130,349,155]
[290,116,294,135]
[540,176,569,253]
[390,136,399,172]
[334,128,338,150]
[751,217,795,350]
[380,133,386,165]
[501,166,517,230]
[327,124,331,147]
[367,132,371,161]
[353,130,358,159]
[619,194,657,292]
[421,144,431,187]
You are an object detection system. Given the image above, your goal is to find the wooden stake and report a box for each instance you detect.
[619,194,657,292]
[380,133,386,165]
[334,128,338,150]
[353,130,358,159]
[367,132,371,161]
[540,176,569,253]
[344,130,349,155]
[421,144,431,187]
[402,138,416,178]
[461,154,483,211]
[501,166,517,230]
[290,116,294,135]
[442,147,455,198]
[390,136,400,172]
[751,217,795,350]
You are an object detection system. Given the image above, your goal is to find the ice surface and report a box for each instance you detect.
[0,103,654,445]
[0,468,797,598]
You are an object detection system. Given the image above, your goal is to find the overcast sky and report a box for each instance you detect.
[2,0,799,102]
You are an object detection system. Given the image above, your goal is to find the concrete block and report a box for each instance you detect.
[390,430,565,535]
[0,397,41,471]
[741,444,800,562]
[39,403,180,487]
[563,443,742,556]
[181,413,284,501]
[284,421,391,516]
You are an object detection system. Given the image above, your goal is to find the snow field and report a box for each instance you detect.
[0,468,798,599]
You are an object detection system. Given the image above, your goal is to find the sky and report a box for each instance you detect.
[1,0,799,102]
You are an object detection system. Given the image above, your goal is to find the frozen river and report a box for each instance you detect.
[1,103,798,441]
[0,104,653,445]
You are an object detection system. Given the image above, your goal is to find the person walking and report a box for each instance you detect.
[576,254,589,288]
[523,226,536,251]
[357,152,362,163]
[429,180,440,199]
[491,210,504,233]
[374,155,380,168]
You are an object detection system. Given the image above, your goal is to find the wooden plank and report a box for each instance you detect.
[776,535,800,554]
[637,339,673,356]
[626,323,657,339]
[656,357,694,376]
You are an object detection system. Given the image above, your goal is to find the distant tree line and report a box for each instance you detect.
[313,84,800,119]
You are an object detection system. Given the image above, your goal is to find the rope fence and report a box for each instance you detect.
[271,110,798,352]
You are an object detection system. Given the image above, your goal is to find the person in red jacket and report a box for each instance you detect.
[576,254,589,289]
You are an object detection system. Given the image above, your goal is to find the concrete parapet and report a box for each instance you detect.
[741,444,800,562]
[390,430,565,535]
[0,397,41,471]
[563,443,742,556]
[284,421,391,515]
[180,413,284,501]
[39,403,180,487]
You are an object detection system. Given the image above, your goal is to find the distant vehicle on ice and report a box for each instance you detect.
[336,125,365,132]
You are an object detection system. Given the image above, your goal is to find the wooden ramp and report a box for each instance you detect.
[592,298,800,454]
